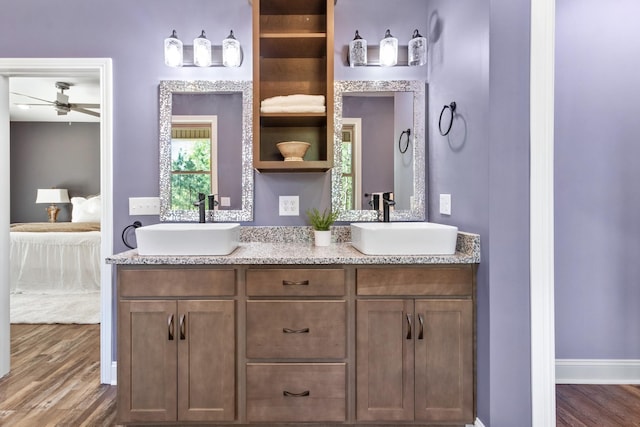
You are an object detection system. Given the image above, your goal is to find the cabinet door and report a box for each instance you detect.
[414,299,473,423]
[356,299,414,421]
[177,300,236,422]
[118,300,177,423]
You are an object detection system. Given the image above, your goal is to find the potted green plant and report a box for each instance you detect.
[306,207,339,246]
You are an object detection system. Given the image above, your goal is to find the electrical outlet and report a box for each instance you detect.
[129,197,160,215]
[439,194,451,215]
[279,195,299,216]
[220,196,231,207]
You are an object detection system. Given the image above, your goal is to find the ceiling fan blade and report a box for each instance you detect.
[10,92,54,104]
[70,103,100,109]
[71,107,101,118]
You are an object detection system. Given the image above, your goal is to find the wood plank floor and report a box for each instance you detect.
[2,324,640,426]
[0,324,116,426]
[556,384,640,426]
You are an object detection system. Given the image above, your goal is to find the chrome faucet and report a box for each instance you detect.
[381,192,396,222]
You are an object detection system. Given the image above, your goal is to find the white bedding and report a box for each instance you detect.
[10,231,101,294]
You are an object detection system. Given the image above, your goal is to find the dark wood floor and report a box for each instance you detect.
[1,324,640,426]
[556,383,640,426]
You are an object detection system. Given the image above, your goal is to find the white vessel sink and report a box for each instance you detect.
[135,223,240,256]
[351,222,458,255]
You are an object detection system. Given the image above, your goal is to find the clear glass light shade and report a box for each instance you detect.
[349,30,367,67]
[193,30,212,67]
[408,29,427,67]
[222,30,241,67]
[164,30,183,67]
[379,29,398,67]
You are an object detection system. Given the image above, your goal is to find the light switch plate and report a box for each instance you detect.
[279,195,299,216]
[129,197,161,215]
[439,194,451,215]
[220,196,231,207]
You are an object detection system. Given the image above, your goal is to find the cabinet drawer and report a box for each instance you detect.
[119,268,236,298]
[246,301,346,359]
[246,363,346,422]
[246,268,345,296]
[357,266,473,297]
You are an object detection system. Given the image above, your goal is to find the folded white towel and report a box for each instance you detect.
[261,94,325,108]
[261,105,326,114]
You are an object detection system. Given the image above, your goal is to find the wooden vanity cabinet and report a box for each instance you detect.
[117,268,236,424]
[252,0,334,171]
[356,266,475,424]
[245,267,347,423]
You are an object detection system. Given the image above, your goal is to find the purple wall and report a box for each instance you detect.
[555,0,640,359]
[1,1,538,425]
[343,96,394,207]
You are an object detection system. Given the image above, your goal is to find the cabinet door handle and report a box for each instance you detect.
[168,314,174,341]
[283,390,310,397]
[282,279,310,286]
[418,314,424,340]
[179,314,186,340]
[406,313,412,340]
[283,327,310,334]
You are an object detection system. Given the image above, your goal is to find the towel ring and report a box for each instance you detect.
[438,102,457,136]
[398,128,411,153]
[122,221,142,249]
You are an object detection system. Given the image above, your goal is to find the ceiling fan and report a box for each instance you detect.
[11,81,100,118]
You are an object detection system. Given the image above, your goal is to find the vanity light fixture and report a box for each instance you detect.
[164,29,243,67]
[193,30,212,67]
[164,30,184,67]
[408,29,427,67]
[379,29,398,67]
[348,30,367,67]
[222,30,241,67]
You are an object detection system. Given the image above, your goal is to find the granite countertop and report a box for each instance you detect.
[106,226,480,266]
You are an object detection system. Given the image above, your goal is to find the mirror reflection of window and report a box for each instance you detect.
[340,118,362,210]
[170,116,218,210]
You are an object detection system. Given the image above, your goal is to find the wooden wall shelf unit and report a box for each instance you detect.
[253,0,334,172]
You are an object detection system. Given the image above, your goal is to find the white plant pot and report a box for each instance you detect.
[313,230,331,247]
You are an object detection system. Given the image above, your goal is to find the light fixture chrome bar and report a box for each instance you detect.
[344,45,409,67]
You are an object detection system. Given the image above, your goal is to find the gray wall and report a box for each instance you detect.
[555,0,640,359]
[0,1,539,425]
[10,122,100,223]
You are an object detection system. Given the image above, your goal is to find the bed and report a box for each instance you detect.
[10,221,101,294]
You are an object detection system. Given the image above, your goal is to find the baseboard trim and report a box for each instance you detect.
[556,359,640,384]
[473,417,486,427]
[111,361,117,386]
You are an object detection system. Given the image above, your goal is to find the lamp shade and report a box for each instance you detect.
[193,30,212,67]
[164,30,183,67]
[222,30,241,67]
[36,188,70,204]
[379,29,398,67]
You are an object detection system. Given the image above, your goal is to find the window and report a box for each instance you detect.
[340,118,362,210]
[170,116,218,210]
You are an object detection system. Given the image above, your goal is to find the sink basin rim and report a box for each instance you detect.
[350,221,458,256]
[135,223,240,256]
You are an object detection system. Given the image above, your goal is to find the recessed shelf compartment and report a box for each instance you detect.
[253,0,334,172]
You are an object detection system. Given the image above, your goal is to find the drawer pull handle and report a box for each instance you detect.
[179,314,186,340]
[168,314,174,341]
[283,390,310,397]
[418,314,424,340]
[283,327,310,334]
[406,313,412,340]
[282,280,310,286]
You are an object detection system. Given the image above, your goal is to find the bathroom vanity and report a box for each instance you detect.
[108,230,480,426]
